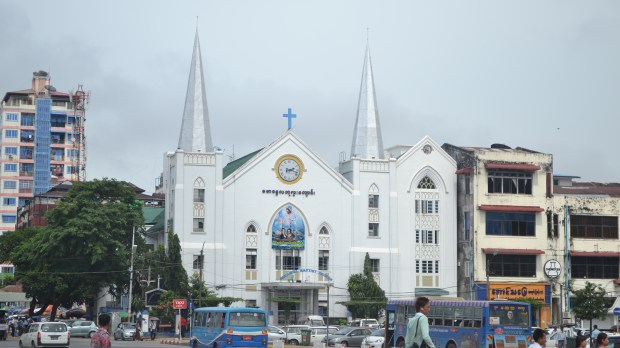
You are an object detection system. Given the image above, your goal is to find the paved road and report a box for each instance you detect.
[0,335,185,347]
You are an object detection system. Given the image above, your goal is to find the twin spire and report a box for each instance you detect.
[177,30,213,152]
[177,32,384,160]
[350,43,385,159]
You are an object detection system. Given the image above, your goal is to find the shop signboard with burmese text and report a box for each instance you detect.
[489,283,546,302]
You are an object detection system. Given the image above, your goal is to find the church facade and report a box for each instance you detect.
[162,32,458,324]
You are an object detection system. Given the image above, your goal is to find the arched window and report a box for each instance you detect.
[368,184,379,237]
[246,224,257,233]
[319,227,329,235]
[417,176,436,189]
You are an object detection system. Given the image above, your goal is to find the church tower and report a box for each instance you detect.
[177,30,214,152]
[350,43,384,159]
[163,30,223,272]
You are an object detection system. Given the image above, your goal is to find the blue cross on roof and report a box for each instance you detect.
[282,108,297,130]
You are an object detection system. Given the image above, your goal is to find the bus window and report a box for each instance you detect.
[397,306,406,324]
[473,320,481,328]
[406,306,416,319]
[206,313,212,327]
[434,306,444,326]
[194,313,203,327]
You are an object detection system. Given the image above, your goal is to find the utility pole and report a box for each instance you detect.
[199,241,205,308]
[128,227,136,322]
[486,259,490,300]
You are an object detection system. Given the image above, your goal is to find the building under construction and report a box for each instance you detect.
[0,71,88,234]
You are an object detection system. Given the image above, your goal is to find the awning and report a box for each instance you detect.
[485,163,541,171]
[415,288,450,296]
[479,205,544,213]
[482,248,545,255]
[569,251,620,257]
[456,167,472,174]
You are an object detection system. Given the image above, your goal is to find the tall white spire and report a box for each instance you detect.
[350,43,384,159]
[177,30,213,152]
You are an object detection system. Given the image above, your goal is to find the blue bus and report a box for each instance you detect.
[189,307,268,348]
[386,299,532,348]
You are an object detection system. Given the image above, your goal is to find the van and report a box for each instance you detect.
[303,315,325,326]
[349,318,380,329]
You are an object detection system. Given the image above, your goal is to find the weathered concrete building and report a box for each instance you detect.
[442,143,554,327]
[552,176,620,327]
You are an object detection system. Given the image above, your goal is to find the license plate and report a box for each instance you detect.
[51,337,58,340]
[243,336,252,341]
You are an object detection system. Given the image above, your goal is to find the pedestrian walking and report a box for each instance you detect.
[90,313,111,348]
[150,320,157,341]
[557,325,566,348]
[529,328,547,348]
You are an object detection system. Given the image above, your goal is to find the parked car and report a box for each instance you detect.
[349,319,380,329]
[322,327,372,347]
[19,321,69,348]
[308,326,339,344]
[68,319,97,338]
[113,322,136,341]
[268,325,286,344]
[361,328,386,348]
[283,324,310,345]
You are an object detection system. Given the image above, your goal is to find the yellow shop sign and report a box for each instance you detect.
[489,283,546,301]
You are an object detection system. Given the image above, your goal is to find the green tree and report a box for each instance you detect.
[0,227,40,263]
[341,253,386,319]
[162,229,188,295]
[572,281,608,333]
[12,179,144,319]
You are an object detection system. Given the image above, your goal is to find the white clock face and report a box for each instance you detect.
[278,159,300,182]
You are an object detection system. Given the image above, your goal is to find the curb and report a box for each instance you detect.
[160,338,189,345]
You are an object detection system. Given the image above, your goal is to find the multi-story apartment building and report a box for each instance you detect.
[442,143,554,327]
[0,71,86,234]
[552,175,620,328]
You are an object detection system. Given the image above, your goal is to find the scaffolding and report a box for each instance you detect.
[70,85,89,181]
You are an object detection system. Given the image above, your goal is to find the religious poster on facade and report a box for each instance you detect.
[271,204,305,250]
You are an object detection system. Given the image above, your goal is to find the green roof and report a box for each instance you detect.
[142,207,164,224]
[223,148,263,179]
[145,209,165,234]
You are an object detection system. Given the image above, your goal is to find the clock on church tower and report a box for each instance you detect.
[275,154,304,184]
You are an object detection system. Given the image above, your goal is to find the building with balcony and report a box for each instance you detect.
[0,71,86,234]
[442,143,554,327]
[552,176,620,328]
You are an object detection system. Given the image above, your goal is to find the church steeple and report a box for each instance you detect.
[350,43,384,160]
[177,30,213,152]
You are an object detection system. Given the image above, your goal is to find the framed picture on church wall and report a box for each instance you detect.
[271,204,305,250]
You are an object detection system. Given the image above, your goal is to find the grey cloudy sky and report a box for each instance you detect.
[1,1,619,193]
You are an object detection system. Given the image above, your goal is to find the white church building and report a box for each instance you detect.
[162,32,458,324]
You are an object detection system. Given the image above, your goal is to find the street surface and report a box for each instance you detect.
[0,335,182,347]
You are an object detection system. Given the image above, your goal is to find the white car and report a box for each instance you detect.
[268,325,287,344]
[19,321,70,348]
[362,328,386,348]
[309,326,339,344]
[283,324,310,345]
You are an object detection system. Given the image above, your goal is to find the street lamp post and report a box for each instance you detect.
[127,227,137,322]
[199,241,205,308]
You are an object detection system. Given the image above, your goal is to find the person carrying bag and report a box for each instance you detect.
[405,297,436,348]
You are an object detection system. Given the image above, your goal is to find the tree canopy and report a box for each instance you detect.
[11,178,144,319]
[572,281,609,333]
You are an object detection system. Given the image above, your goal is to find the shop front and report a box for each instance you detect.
[476,282,552,328]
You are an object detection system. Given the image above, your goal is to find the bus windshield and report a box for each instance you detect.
[228,311,267,327]
[488,303,529,326]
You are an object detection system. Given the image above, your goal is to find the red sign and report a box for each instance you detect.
[172,299,187,309]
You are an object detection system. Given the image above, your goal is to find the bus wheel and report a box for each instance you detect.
[192,341,198,348]
[396,339,406,348]
[447,342,457,348]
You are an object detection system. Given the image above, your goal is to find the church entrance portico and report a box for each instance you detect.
[262,282,326,325]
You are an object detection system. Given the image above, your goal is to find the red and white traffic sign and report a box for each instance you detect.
[172,299,187,309]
